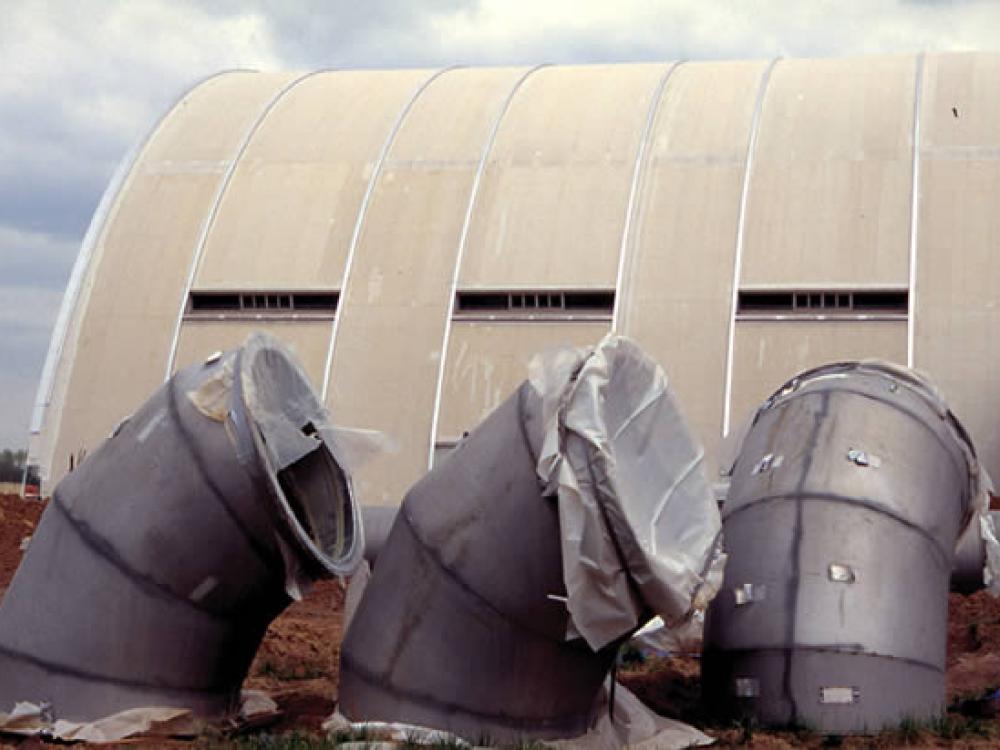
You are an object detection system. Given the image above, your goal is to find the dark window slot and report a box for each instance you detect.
[564,291,614,311]
[739,292,795,311]
[456,290,614,315]
[852,291,908,312]
[189,291,338,315]
[738,289,908,316]
[457,293,511,312]
[190,293,241,311]
[291,293,338,311]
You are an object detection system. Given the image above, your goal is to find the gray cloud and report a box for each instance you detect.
[3,0,1000,449]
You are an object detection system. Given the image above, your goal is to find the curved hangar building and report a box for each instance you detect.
[28,53,1000,503]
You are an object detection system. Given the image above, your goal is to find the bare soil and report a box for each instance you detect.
[3,491,1000,747]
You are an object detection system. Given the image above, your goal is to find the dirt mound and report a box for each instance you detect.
[948,590,1000,701]
[244,578,345,732]
[0,494,44,594]
[4,494,1000,747]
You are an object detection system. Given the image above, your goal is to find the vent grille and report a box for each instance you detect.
[737,289,907,318]
[455,290,614,319]
[187,291,338,318]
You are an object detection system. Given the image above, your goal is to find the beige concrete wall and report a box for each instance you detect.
[730,320,908,429]
[48,72,297,480]
[914,53,1000,477]
[328,67,530,506]
[618,60,767,475]
[437,321,608,440]
[458,64,667,288]
[193,69,434,289]
[175,320,330,388]
[39,54,1000,496]
[741,56,916,286]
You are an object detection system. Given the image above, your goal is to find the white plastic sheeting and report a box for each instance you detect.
[971,471,1000,595]
[0,691,277,744]
[532,334,725,650]
[325,684,713,750]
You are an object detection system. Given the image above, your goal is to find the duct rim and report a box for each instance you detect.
[748,360,979,501]
[233,332,363,578]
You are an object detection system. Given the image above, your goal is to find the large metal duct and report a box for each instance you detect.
[339,336,722,743]
[0,333,362,722]
[703,361,979,733]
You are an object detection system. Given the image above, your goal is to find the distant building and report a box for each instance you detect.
[27,54,1000,502]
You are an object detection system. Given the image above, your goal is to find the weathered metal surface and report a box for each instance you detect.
[339,382,623,741]
[0,333,361,722]
[703,361,977,733]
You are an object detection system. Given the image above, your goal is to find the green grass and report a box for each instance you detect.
[253,659,328,681]
[195,728,552,749]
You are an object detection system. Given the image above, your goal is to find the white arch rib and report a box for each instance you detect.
[320,66,461,403]
[425,64,548,469]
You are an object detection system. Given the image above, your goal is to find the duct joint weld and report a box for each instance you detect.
[0,641,232,696]
[165,375,283,573]
[396,508,565,645]
[339,651,593,732]
[49,490,231,622]
[709,645,945,675]
[723,491,953,570]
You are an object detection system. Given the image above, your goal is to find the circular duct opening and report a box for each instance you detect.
[238,333,362,577]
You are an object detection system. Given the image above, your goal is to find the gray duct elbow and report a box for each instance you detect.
[0,333,362,722]
[339,336,723,743]
[703,361,980,733]
[341,382,619,741]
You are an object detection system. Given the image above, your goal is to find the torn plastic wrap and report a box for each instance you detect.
[0,332,363,724]
[630,612,705,658]
[0,691,277,744]
[326,683,713,750]
[532,335,725,650]
[952,470,1000,595]
[339,334,723,743]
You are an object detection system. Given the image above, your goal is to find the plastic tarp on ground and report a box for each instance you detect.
[531,335,725,650]
[0,691,277,743]
[326,684,713,750]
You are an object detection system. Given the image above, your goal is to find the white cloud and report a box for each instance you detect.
[422,0,1000,64]
[2,0,1000,448]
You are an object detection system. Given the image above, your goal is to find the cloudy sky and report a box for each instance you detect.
[1,0,998,449]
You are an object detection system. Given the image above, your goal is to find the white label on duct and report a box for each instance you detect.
[819,686,860,705]
[136,409,167,443]
[752,453,783,475]
[734,582,766,605]
[828,563,857,583]
[847,448,882,468]
[190,576,219,603]
[733,678,760,697]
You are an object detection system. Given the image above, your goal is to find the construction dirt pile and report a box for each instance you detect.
[0,494,43,593]
[3,492,1000,747]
